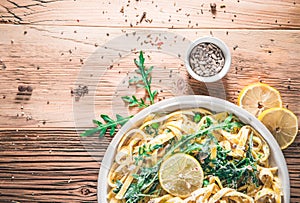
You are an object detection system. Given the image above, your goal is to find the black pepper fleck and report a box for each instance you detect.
[18,85,27,92]
[210,3,217,15]
[26,86,33,92]
[0,60,6,70]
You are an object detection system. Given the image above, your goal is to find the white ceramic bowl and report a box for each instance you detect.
[185,36,231,83]
[98,96,290,202]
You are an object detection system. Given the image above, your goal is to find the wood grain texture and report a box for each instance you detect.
[0,0,299,28]
[0,130,107,202]
[0,130,299,202]
[0,26,299,129]
[0,0,300,202]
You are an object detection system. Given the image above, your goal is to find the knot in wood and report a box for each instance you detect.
[81,187,91,195]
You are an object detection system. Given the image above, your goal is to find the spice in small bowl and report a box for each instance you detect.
[186,37,231,83]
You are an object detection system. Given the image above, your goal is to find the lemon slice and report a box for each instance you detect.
[237,83,282,117]
[158,153,204,198]
[258,107,298,149]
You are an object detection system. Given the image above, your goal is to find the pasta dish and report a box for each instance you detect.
[106,108,282,203]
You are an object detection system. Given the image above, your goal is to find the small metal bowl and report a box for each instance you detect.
[185,36,231,83]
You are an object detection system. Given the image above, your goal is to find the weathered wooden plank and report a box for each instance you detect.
[0,130,300,202]
[0,0,299,28]
[0,130,102,202]
[0,25,299,129]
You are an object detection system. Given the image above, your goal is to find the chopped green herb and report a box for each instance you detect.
[193,113,202,123]
[151,123,160,129]
[145,124,159,137]
[135,144,163,165]
[113,180,123,194]
[203,179,209,187]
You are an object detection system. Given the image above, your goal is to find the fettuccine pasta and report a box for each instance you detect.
[107,108,282,203]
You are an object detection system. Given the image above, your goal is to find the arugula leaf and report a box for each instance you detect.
[123,166,160,203]
[123,51,157,108]
[122,95,149,108]
[129,76,142,84]
[223,113,233,124]
[81,114,133,137]
[201,133,260,189]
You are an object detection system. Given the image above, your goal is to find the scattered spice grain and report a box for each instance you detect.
[210,3,217,15]
[0,60,6,70]
[26,86,33,92]
[18,85,27,92]
[140,12,147,23]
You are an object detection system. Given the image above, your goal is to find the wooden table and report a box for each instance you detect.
[0,0,299,202]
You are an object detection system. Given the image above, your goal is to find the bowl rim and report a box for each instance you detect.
[98,95,290,203]
[185,36,231,83]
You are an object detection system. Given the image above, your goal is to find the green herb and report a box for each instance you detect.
[222,114,243,132]
[193,113,202,123]
[81,114,133,137]
[113,180,123,193]
[151,123,160,129]
[122,95,149,108]
[135,144,163,164]
[144,124,159,137]
[124,166,160,203]
[203,179,209,187]
[201,132,259,189]
[183,142,203,154]
[122,51,158,108]
[206,116,213,126]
